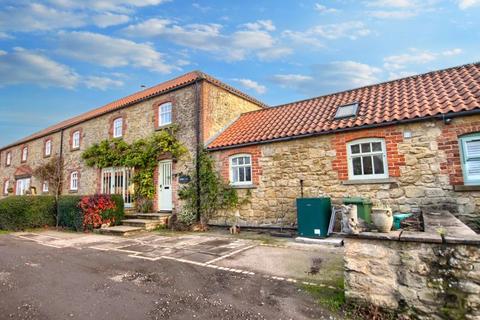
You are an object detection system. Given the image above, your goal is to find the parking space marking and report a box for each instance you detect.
[204,245,255,265]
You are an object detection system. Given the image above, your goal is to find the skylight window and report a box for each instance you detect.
[334,103,359,119]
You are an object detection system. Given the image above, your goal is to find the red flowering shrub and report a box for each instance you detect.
[79,194,117,230]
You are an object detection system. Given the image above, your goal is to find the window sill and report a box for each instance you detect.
[342,178,397,185]
[453,185,480,192]
[231,184,256,189]
[155,123,175,131]
[69,190,78,193]
[71,148,80,152]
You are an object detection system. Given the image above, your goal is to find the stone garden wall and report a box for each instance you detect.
[211,115,480,229]
[344,227,480,320]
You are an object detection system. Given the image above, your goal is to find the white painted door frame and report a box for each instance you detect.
[158,160,173,211]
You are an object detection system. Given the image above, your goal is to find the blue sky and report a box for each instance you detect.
[0,0,479,146]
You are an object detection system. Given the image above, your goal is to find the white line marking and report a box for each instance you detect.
[204,245,255,265]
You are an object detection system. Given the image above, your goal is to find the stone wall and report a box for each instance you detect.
[201,81,263,144]
[211,115,480,228]
[0,86,199,214]
[344,237,480,319]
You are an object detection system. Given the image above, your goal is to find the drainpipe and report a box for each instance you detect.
[55,128,65,227]
[194,79,201,222]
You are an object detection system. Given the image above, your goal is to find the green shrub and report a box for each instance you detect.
[107,195,125,225]
[0,196,56,231]
[57,195,83,231]
[58,194,125,231]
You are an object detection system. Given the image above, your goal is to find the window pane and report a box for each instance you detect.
[372,142,382,152]
[244,156,251,165]
[352,157,362,175]
[238,157,244,165]
[373,155,385,174]
[232,169,238,182]
[239,167,245,181]
[245,167,252,182]
[363,156,373,175]
[232,158,238,165]
[361,143,371,153]
[351,144,360,154]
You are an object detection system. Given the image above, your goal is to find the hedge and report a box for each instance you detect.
[58,194,125,231]
[0,194,125,232]
[0,196,56,231]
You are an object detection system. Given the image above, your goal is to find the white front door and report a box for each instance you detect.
[16,178,31,195]
[158,160,173,211]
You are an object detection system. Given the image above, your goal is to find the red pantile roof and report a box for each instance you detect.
[208,63,480,150]
[1,71,267,150]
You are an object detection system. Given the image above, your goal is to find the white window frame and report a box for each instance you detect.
[70,171,78,191]
[459,134,480,185]
[113,118,123,138]
[3,180,9,194]
[16,178,31,195]
[101,167,134,208]
[42,181,49,193]
[6,152,11,166]
[229,154,253,186]
[21,147,28,162]
[346,138,389,180]
[72,131,80,149]
[158,102,172,126]
[45,140,52,156]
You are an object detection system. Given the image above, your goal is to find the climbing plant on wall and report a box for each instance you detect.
[82,127,188,200]
[178,149,240,226]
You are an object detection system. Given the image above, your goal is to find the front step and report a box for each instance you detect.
[98,225,143,236]
[122,219,167,231]
[135,213,170,220]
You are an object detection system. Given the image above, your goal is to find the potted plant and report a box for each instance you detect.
[371,200,393,232]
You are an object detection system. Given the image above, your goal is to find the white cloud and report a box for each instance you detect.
[458,0,480,9]
[123,19,291,61]
[365,0,417,8]
[383,48,464,80]
[83,75,124,90]
[57,31,175,73]
[232,78,267,94]
[242,20,276,31]
[366,0,438,19]
[48,0,170,13]
[92,13,130,28]
[271,61,382,95]
[283,21,371,47]
[314,3,339,13]
[0,3,86,32]
[0,32,13,39]
[0,47,79,88]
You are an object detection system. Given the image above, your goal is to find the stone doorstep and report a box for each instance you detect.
[98,226,144,237]
[135,213,170,220]
[122,219,167,231]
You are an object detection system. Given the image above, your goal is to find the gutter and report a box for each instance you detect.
[207,108,480,151]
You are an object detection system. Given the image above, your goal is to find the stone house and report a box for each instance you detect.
[207,63,480,229]
[0,71,265,212]
[2,64,480,230]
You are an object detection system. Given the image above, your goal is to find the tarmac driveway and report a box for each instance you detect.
[0,231,344,319]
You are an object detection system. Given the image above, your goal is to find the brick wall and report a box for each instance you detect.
[438,119,480,185]
[332,128,406,180]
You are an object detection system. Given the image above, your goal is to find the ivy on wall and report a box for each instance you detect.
[82,127,188,200]
[178,149,240,226]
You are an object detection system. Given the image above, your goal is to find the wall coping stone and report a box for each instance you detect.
[453,184,480,191]
[337,211,480,245]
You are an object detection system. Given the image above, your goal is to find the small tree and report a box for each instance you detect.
[33,155,66,227]
[178,149,239,227]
